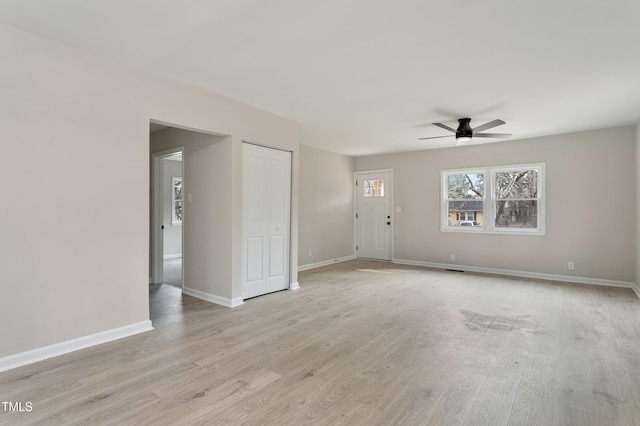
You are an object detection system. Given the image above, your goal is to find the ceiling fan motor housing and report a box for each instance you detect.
[456,118,473,139]
[419,117,510,141]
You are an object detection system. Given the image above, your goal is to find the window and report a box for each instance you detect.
[444,171,484,228]
[172,176,183,225]
[442,163,544,235]
[457,211,476,221]
[363,179,385,197]
[493,168,539,229]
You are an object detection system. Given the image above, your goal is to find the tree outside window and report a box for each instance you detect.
[494,169,538,228]
[445,172,484,227]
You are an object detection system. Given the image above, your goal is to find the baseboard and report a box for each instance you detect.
[182,287,244,308]
[289,282,300,291]
[0,320,153,373]
[393,258,635,289]
[298,255,356,272]
[163,253,182,260]
[632,283,640,299]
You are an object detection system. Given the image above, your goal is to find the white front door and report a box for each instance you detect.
[356,171,392,260]
[242,143,291,299]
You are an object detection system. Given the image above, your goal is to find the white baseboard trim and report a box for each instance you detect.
[393,258,635,289]
[289,282,300,291]
[0,320,153,373]
[163,253,182,260]
[183,287,244,308]
[632,283,640,299]
[298,255,356,272]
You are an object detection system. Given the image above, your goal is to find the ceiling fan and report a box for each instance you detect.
[419,118,512,145]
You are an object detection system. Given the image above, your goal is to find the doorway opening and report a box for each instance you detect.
[149,122,235,315]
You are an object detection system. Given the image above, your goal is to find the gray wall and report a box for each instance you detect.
[0,24,299,360]
[355,126,636,283]
[299,145,355,267]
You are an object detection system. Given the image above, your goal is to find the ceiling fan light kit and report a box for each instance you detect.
[455,136,471,146]
[419,117,512,145]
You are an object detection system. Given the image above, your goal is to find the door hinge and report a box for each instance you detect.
[355,213,358,219]
[356,245,358,251]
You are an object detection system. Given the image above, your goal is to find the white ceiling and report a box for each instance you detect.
[2,0,640,156]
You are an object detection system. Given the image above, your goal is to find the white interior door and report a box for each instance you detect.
[356,171,392,260]
[243,143,291,299]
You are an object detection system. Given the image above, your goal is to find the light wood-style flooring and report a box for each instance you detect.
[2,260,640,425]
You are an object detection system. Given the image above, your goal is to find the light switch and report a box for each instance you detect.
[188,193,193,203]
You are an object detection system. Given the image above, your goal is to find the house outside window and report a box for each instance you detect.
[451,203,483,225]
[442,163,544,235]
[457,212,474,221]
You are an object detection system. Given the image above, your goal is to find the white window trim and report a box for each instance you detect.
[441,163,545,236]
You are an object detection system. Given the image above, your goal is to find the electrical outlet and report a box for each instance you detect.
[568,261,575,270]
[308,249,313,257]
[450,254,455,262]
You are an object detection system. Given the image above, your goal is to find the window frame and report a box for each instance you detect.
[441,168,486,233]
[441,163,545,235]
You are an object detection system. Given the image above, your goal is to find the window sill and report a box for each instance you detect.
[441,227,545,236]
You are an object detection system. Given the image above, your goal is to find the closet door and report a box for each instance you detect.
[242,143,291,299]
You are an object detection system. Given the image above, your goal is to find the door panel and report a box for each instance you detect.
[373,203,387,250]
[246,237,263,283]
[360,204,373,248]
[243,143,291,299]
[269,235,285,278]
[269,157,287,220]
[356,171,392,260]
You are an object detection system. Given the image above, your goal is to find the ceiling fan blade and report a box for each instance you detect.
[418,135,454,140]
[473,133,512,138]
[471,119,505,133]
[432,122,457,133]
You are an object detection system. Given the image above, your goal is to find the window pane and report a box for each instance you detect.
[172,177,183,223]
[447,173,483,199]
[495,170,538,199]
[363,179,384,197]
[495,200,537,228]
